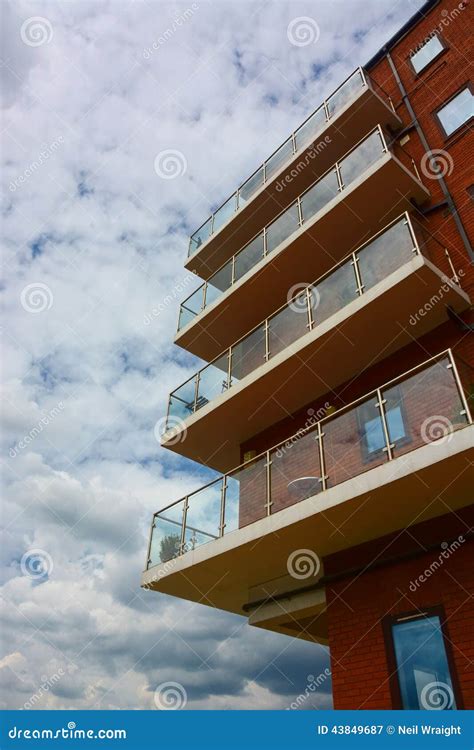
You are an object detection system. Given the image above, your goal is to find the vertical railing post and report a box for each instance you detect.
[291,132,297,155]
[219,478,227,538]
[317,421,328,491]
[306,286,314,330]
[352,252,364,297]
[262,227,267,258]
[193,373,200,413]
[145,514,156,569]
[265,450,272,516]
[264,320,270,363]
[202,282,208,311]
[335,163,344,193]
[444,248,460,285]
[323,99,330,122]
[297,196,303,227]
[447,350,472,423]
[378,124,389,154]
[231,255,236,285]
[180,498,188,555]
[376,388,394,460]
[210,213,215,238]
[227,346,233,389]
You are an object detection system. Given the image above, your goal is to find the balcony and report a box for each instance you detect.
[143,351,473,635]
[186,68,401,278]
[177,126,430,362]
[162,214,469,470]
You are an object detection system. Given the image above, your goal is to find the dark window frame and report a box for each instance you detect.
[407,33,448,76]
[434,82,474,140]
[382,606,464,710]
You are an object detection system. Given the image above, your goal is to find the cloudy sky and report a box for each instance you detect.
[1,0,426,710]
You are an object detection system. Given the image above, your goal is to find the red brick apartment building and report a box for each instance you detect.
[143,0,474,710]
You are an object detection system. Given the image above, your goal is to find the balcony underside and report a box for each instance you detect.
[143,427,474,645]
[186,86,401,280]
[163,256,469,471]
[176,154,430,362]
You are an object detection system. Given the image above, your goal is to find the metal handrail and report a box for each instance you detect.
[188,67,396,256]
[149,349,473,567]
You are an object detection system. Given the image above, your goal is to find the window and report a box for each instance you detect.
[385,611,460,710]
[358,387,407,459]
[436,86,473,137]
[409,35,445,74]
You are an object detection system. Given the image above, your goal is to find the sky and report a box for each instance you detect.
[1,0,427,710]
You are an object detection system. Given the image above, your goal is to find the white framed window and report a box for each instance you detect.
[436,86,473,137]
[409,35,446,74]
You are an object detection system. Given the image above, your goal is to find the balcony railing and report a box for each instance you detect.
[178,126,420,332]
[188,68,395,257]
[147,351,473,569]
[167,213,459,429]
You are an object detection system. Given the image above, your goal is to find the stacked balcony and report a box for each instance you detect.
[144,351,474,640]
[163,214,469,469]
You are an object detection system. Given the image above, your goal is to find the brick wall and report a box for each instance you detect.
[324,506,474,709]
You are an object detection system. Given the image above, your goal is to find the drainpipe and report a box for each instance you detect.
[384,49,474,263]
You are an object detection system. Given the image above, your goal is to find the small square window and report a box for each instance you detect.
[409,35,445,74]
[436,86,473,137]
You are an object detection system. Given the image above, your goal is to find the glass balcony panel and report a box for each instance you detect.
[234,234,265,283]
[168,377,197,422]
[196,354,230,411]
[311,259,358,325]
[357,218,415,291]
[231,325,266,383]
[295,106,327,151]
[300,169,339,221]
[323,395,388,488]
[149,501,184,565]
[265,138,295,182]
[189,217,213,256]
[178,286,205,330]
[339,130,384,188]
[268,299,309,359]
[327,69,364,117]
[266,203,300,254]
[227,455,268,528]
[239,167,265,205]
[270,431,321,513]
[184,480,222,552]
[205,262,233,307]
[383,357,469,460]
[212,194,238,233]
